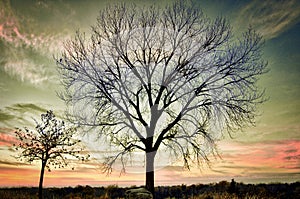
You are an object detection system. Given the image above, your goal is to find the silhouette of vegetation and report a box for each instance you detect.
[57,0,267,195]
[228,178,236,194]
[0,181,299,199]
[13,110,89,199]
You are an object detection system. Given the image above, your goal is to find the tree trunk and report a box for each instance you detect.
[38,160,46,199]
[145,151,156,197]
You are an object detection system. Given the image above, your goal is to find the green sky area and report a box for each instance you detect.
[0,0,299,184]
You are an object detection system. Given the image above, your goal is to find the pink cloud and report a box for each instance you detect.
[218,140,300,172]
[0,130,17,146]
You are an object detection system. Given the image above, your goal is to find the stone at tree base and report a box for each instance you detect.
[125,188,153,199]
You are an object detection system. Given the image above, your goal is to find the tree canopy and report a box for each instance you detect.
[14,110,89,199]
[57,1,267,194]
[14,110,87,170]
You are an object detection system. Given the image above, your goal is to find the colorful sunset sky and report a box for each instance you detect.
[0,0,299,188]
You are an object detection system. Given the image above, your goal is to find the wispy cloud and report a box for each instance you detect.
[0,0,71,86]
[218,140,300,172]
[0,130,17,146]
[0,0,73,50]
[0,103,48,128]
[0,160,29,167]
[3,59,49,85]
[235,0,300,39]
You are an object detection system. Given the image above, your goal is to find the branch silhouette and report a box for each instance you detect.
[57,0,267,195]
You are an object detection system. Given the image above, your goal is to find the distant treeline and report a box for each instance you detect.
[1,180,299,199]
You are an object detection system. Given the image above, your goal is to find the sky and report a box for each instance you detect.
[0,0,300,188]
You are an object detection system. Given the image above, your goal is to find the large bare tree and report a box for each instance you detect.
[57,1,267,195]
[14,110,89,199]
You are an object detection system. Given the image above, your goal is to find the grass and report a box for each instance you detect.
[0,181,299,199]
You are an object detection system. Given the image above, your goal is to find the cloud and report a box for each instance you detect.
[6,103,48,114]
[0,38,61,86]
[0,103,48,128]
[218,140,300,173]
[3,59,49,84]
[235,0,300,39]
[0,0,71,86]
[285,149,298,153]
[0,160,29,167]
[0,111,14,122]
[0,0,25,44]
[0,130,17,146]
[0,0,73,48]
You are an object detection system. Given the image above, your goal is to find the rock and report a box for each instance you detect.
[125,187,153,199]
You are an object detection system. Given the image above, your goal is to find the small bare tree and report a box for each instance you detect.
[14,110,88,199]
[57,1,267,195]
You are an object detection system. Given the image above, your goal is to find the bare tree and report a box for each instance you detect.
[57,1,267,195]
[14,110,89,199]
